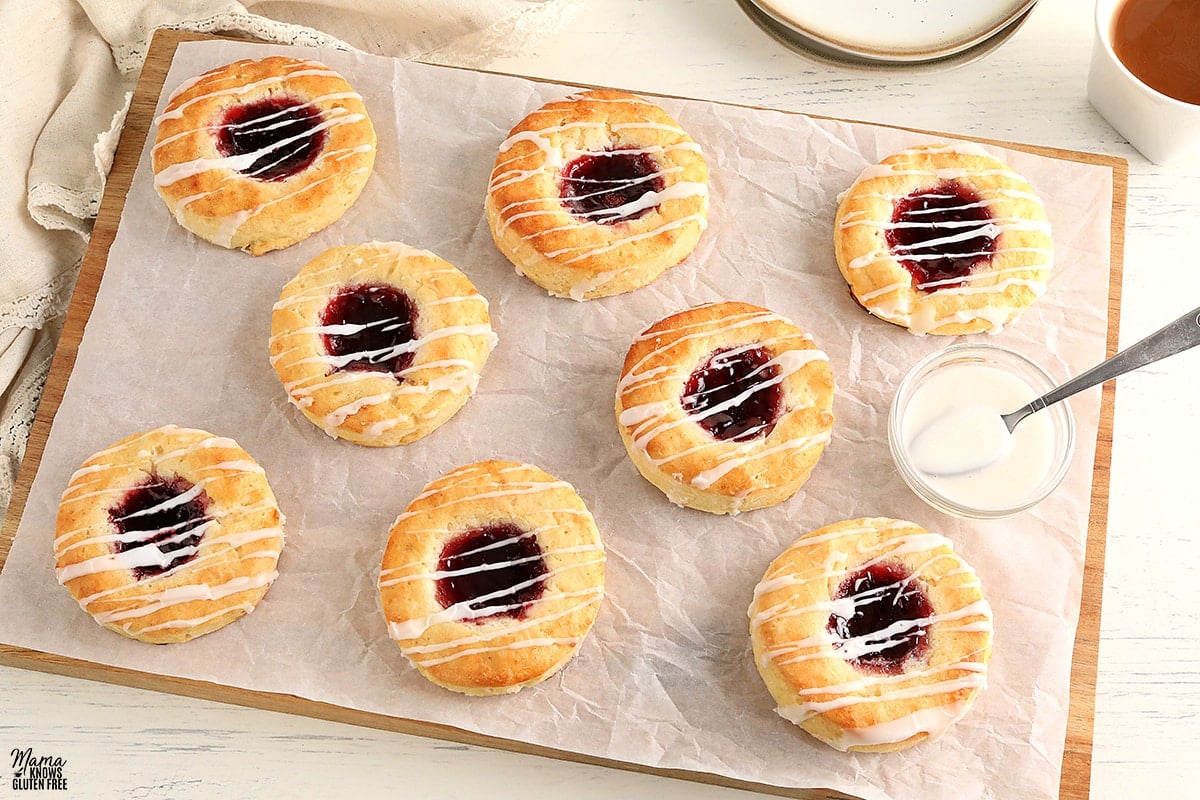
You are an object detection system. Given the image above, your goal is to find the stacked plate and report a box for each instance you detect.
[739,0,1039,69]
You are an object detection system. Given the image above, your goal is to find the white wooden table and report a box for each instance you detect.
[3,1,1196,797]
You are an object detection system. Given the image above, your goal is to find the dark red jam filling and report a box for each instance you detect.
[827,562,934,674]
[886,180,997,292]
[435,523,547,622]
[681,346,783,442]
[216,97,327,181]
[320,283,418,376]
[560,149,664,224]
[108,473,211,581]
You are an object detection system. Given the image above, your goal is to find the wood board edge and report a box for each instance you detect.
[1056,147,1126,800]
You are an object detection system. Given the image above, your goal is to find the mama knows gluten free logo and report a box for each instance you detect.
[10,748,68,791]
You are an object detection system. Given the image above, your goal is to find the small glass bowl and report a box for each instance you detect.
[888,343,1076,519]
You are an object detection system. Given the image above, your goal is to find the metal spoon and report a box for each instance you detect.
[910,304,1200,477]
[1000,303,1200,434]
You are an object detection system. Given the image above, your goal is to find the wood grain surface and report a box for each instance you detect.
[0,28,1126,800]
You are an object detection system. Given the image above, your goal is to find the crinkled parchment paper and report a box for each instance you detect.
[0,39,1113,800]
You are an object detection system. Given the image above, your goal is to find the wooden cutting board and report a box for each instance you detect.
[0,28,1124,800]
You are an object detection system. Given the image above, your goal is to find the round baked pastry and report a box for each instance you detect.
[749,517,993,752]
[834,142,1053,335]
[485,89,709,300]
[54,425,285,644]
[269,242,497,446]
[615,301,834,515]
[152,55,376,255]
[379,460,606,695]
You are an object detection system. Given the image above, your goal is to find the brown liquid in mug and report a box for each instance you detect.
[1112,0,1200,105]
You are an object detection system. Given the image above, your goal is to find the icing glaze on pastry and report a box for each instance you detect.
[54,426,285,644]
[616,301,835,514]
[834,143,1052,335]
[379,460,605,695]
[485,90,708,300]
[269,242,497,446]
[749,517,992,752]
[152,56,376,255]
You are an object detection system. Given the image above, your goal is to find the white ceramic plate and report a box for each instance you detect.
[745,0,1039,62]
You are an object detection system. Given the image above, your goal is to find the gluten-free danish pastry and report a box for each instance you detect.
[152,55,376,255]
[54,426,285,644]
[485,89,709,300]
[834,143,1053,335]
[749,517,993,752]
[379,460,606,695]
[269,242,497,447]
[615,301,835,515]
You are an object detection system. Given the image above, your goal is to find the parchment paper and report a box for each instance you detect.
[0,39,1114,800]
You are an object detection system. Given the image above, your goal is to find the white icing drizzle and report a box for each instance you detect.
[152,106,363,186]
[489,98,708,296]
[617,307,830,494]
[564,267,626,301]
[540,204,707,263]
[750,520,991,751]
[155,62,340,123]
[269,247,497,432]
[88,572,277,626]
[842,143,1052,335]
[133,600,261,636]
[153,59,374,248]
[54,427,284,638]
[381,463,605,669]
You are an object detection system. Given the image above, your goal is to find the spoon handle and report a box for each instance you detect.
[1004,305,1200,431]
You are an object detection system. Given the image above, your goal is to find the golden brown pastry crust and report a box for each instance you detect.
[833,143,1053,335]
[54,426,285,644]
[485,89,709,300]
[749,517,993,752]
[615,301,834,514]
[152,55,376,256]
[379,460,605,695]
[269,242,497,447]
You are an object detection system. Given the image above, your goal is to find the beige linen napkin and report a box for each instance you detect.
[0,0,583,520]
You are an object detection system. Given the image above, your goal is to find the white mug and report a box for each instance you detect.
[1087,0,1200,165]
